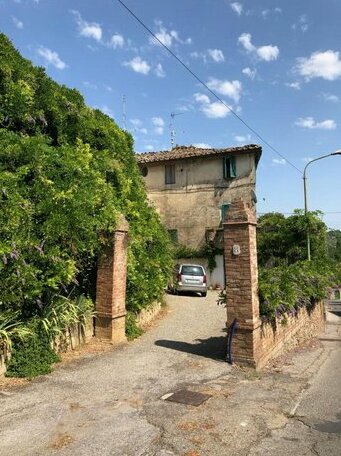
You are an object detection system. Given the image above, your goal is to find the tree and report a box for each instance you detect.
[257,210,327,267]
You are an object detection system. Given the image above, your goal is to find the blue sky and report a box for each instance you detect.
[1,0,341,229]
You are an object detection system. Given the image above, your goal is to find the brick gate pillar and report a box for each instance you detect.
[223,200,261,367]
[95,217,129,344]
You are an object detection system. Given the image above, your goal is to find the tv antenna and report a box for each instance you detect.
[170,111,185,148]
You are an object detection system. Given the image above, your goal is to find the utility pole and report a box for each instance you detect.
[170,111,185,148]
[303,150,341,260]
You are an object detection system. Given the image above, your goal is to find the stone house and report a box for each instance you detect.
[136,144,262,250]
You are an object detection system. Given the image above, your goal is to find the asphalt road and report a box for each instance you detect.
[0,291,230,456]
[1,295,340,456]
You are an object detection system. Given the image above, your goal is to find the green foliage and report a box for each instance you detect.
[258,261,341,321]
[327,230,341,261]
[125,311,144,341]
[5,330,60,378]
[257,210,327,266]
[175,242,223,273]
[0,33,173,323]
[0,312,32,351]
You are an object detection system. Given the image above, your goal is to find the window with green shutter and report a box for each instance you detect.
[223,156,236,179]
[220,203,230,222]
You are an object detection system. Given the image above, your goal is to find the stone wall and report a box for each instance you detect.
[136,301,163,329]
[254,302,325,369]
[224,200,326,369]
[0,318,94,377]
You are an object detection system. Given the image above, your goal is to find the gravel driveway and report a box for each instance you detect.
[0,291,230,456]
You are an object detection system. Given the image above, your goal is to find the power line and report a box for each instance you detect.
[258,212,341,215]
[116,0,303,175]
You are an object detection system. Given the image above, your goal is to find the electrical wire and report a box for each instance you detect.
[116,0,303,174]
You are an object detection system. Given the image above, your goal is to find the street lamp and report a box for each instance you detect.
[303,150,341,261]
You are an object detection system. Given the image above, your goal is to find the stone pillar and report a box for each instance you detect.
[223,200,261,367]
[95,217,129,344]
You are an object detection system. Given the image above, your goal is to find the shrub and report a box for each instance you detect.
[5,331,60,378]
[125,311,143,341]
[258,260,341,321]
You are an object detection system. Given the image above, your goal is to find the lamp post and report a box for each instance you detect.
[303,150,341,260]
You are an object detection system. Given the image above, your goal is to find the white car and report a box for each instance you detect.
[175,264,207,297]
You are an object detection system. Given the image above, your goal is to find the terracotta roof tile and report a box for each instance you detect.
[136,144,262,164]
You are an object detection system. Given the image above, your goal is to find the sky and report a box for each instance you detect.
[1,0,341,229]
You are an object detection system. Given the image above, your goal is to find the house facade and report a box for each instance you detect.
[137,144,262,249]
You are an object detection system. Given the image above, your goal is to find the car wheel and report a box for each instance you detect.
[202,292,207,297]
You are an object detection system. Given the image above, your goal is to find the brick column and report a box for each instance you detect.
[223,200,261,367]
[95,217,129,344]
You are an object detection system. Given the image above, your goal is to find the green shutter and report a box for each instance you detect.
[223,157,236,179]
[221,203,230,222]
[229,157,236,177]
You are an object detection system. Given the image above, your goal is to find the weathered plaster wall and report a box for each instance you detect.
[143,154,256,248]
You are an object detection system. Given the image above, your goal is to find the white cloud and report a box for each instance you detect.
[72,10,102,42]
[12,16,23,29]
[139,128,148,135]
[149,22,191,48]
[207,49,225,63]
[104,84,112,92]
[194,93,210,104]
[295,117,337,130]
[144,145,154,151]
[296,50,341,81]
[194,93,230,119]
[130,118,142,127]
[193,143,212,149]
[230,2,243,16]
[123,56,150,75]
[190,49,225,63]
[238,33,255,52]
[83,81,97,89]
[238,33,279,61]
[37,46,67,69]
[155,63,166,77]
[257,45,279,61]
[301,157,315,163]
[110,34,124,49]
[206,78,242,103]
[272,158,286,165]
[292,15,309,33]
[322,93,339,103]
[152,117,165,135]
[152,117,165,127]
[261,8,282,18]
[234,134,251,143]
[100,105,114,118]
[242,67,256,79]
[285,82,301,90]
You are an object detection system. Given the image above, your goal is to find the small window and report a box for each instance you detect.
[165,164,175,184]
[223,156,236,179]
[140,166,148,177]
[168,229,178,244]
[220,203,230,222]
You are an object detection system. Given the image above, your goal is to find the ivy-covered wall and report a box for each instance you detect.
[0,33,173,325]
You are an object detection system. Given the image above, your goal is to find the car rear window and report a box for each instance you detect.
[181,265,204,276]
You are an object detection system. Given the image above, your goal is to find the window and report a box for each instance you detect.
[220,203,230,222]
[223,156,236,179]
[165,164,175,184]
[140,166,148,177]
[335,289,341,300]
[168,229,178,244]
